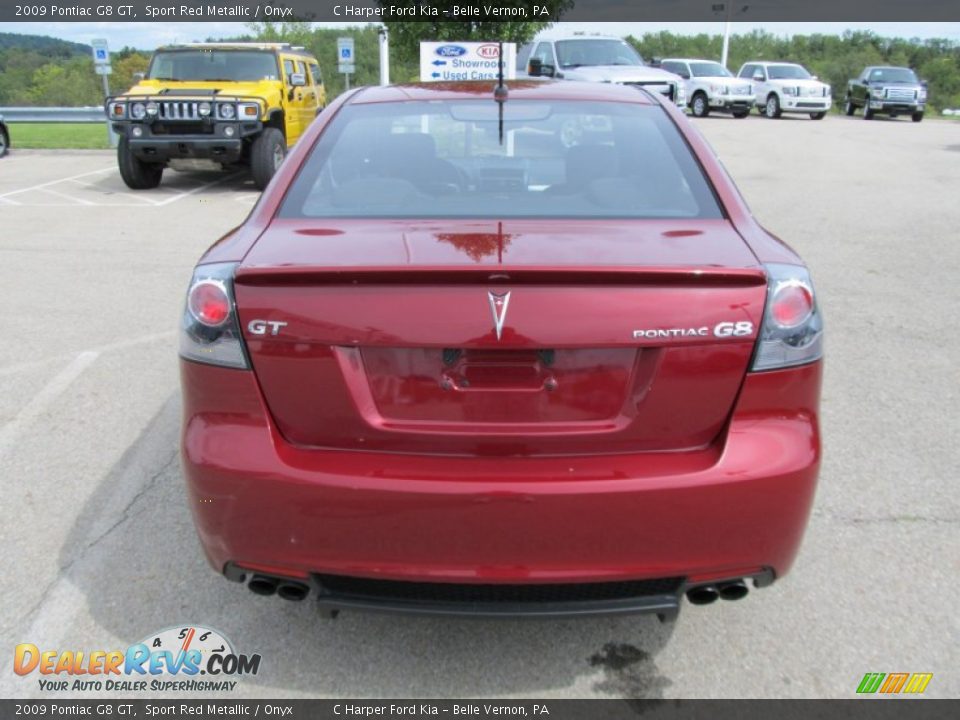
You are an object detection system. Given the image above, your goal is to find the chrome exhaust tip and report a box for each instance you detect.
[718,580,749,601]
[277,581,310,602]
[247,575,278,596]
[686,585,719,605]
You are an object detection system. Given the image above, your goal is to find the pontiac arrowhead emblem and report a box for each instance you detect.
[488,290,511,341]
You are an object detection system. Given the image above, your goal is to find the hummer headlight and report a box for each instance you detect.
[130,102,147,120]
[198,102,212,117]
[218,103,237,120]
[145,102,158,117]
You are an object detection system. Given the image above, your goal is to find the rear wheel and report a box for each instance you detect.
[810,112,826,120]
[844,97,856,116]
[912,112,924,122]
[117,136,163,189]
[764,94,782,119]
[250,127,287,190]
[691,92,710,118]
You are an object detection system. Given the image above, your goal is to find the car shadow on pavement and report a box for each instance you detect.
[59,394,676,699]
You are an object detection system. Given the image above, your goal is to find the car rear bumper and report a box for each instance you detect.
[180,359,821,611]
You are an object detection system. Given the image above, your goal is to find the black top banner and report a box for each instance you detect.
[0,700,958,720]
[1,0,959,23]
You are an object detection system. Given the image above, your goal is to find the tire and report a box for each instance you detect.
[912,112,924,122]
[863,102,874,120]
[691,92,710,118]
[764,94,782,119]
[844,98,856,116]
[810,112,826,120]
[117,136,163,189]
[732,108,750,119]
[0,127,8,157]
[250,127,287,190]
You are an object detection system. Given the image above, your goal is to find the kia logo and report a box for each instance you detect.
[476,44,500,59]
[435,45,467,57]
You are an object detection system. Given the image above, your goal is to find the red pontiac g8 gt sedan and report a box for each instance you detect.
[179,80,822,620]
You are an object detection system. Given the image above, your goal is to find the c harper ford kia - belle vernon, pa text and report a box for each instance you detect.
[179,78,823,619]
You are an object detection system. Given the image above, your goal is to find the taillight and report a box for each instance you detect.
[179,263,249,369]
[751,263,823,371]
[188,280,230,327]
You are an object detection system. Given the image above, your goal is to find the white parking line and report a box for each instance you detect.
[0,166,248,207]
[0,351,100,461]
[0,331,176,379]
[0,167,115,201]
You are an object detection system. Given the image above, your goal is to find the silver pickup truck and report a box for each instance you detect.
[517,36,687,109]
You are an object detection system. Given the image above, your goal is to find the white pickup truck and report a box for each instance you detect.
[517,36,687,110]
[660,58,755,118]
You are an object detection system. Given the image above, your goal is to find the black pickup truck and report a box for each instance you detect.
[845,66,927,121]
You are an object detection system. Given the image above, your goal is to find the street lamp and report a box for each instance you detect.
[713,3,750,69]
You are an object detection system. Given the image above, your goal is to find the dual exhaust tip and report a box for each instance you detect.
[247,574,310,602]
[686,580,749,605]
[247,572,750,607]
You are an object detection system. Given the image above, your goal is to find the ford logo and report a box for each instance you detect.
[435,45,467,58]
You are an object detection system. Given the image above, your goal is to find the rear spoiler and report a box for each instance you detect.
[233,265,767,287]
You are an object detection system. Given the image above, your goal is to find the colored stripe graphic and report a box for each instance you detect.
[857,673,885,693]
[880,673,909,693]
[903,673,933,694]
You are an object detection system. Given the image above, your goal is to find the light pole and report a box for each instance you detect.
[713,3,749,69]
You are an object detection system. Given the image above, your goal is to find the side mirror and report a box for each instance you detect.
[753,71,764,82]
[289,73,307,87]
[528,57,554,77]
[132,72,145,83]
[680,71,691,80]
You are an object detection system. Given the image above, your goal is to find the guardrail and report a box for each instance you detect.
[0,107,106,123]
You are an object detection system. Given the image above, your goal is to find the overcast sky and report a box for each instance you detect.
[2,21,958,50]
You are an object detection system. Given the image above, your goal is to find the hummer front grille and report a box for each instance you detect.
[159,101,202,121]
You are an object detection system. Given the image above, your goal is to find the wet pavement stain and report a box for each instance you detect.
[589,642,672,706]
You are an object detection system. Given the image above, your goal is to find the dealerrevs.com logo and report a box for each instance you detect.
[13,625,261,693]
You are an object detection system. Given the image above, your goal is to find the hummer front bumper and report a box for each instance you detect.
[112,120,262,163]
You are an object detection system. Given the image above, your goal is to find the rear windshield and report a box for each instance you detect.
[279,100,722,220]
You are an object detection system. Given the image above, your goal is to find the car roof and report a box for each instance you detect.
[662,58,720,64]
[348,80,659,106]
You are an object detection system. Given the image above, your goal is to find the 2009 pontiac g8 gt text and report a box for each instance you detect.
[180,80,823,619]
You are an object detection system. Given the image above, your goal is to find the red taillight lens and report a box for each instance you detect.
[188,280,230,327]
[770,282,813,329]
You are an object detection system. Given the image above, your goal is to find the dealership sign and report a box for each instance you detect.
[419,42,517,82]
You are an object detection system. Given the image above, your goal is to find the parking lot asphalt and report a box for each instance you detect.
[0,115,958,700]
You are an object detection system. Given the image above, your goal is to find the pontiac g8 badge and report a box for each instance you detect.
[488,291,511,341]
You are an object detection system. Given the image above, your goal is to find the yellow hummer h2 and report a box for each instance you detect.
[107,43,326,190]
